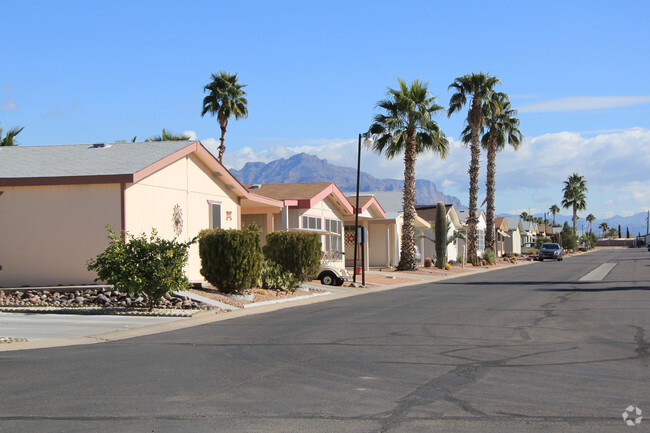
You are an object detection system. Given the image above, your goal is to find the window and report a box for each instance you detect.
[210,203,221,229]
[302,215,322,230]
[478,229,485,251]
[325,219,342,252]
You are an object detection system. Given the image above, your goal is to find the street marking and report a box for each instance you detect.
[579,263,617,281]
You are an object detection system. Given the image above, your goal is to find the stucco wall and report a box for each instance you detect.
[0,184,121,287]
[124,154,239,281]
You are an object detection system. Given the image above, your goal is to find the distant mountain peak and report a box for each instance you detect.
[230,153,465,208]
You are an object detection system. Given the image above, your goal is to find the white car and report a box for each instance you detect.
[318,263,350,286]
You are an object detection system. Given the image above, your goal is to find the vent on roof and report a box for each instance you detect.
[91,143,111,149]
[249,184,262,189]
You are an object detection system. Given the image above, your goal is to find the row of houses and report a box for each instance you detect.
[0,140,547,288]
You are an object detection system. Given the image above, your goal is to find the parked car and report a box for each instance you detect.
[537,243,563,261]
[318,262,349,286]
[521,242,537,255]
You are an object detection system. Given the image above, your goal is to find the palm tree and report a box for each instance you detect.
[478,92,522,252]
[146,129,191,141]
[549,204,560,226]
[520,211,530,222]
[201,70,248,163]
[370,78,449,270]
[448,72,500,262]
[561,173,588,235]
[0,124,24,146]
[586,214,596,233]
[599,222,609,238]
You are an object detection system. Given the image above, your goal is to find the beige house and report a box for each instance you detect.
[354,191,430,268]
[0,141,281,287]
[344,195,386,270]
[241,182,353,269]
[493,217,510,257]
[504,217,523,255]
[415,204,463,263]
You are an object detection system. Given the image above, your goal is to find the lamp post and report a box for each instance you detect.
[353,132,373,286]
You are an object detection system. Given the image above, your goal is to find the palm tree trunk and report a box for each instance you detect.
[573,206,577,235]
[398,133,417,270]
[485,137,497,253]
[218,123,227,163]
[467,129,481,263]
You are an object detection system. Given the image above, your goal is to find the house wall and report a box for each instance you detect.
[124,154,239,281]
[290,197,346,266]
[0,184,121,286]
[368,222,394,267]
[504,229,522,254]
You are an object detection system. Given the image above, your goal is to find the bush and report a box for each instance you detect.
[423,257,433,268]
[457,252,465,264]
[560,222,578,251]
[582,231,598,249]
[258,260,299,292]
[483,248,496,265]
[262,231,321,282]
[444,263,452,271]
[87,226,195,307]
[198,225,262,294]
[535,236,551,249]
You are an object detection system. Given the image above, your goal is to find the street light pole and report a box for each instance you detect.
[353,132,373,286]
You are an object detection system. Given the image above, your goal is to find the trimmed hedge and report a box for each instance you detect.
[198,225,262,294]
[262,231,321,282]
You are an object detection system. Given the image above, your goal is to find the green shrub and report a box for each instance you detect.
[258,260,299,292]
[87,226,195,307]
[483,248,496,265]
[198,225,262,294]
[581,232,598,249]
[560,222,578,251]
[535,236,551,249]
[262,231,321,282]
[434,202,447,269]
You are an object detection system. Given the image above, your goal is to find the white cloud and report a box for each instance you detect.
[518,96,650,113]
[1,100,17,111]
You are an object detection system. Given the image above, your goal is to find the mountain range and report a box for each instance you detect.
[229,153,465,208]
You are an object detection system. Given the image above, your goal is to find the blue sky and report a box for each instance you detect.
[2,1,649,219]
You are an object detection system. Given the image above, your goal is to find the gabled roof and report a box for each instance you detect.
[247,182,354,215]
[494,217,509,231]
[456,209,486,224]
[415,204,462,229]
[0,140,283,209]
[504,217,523,232]
[345,195,386,218]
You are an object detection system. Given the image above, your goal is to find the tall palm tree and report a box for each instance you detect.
[146,129,191,141]
[549,204,560,226]
[478,92,522,252]
[201,71,248,163]
[586,213,596,233]
[448,72,500,262]
[561,173,588,235]
[370,78,449,270]
[599,222,609,238]
[520,211,530,222]
[0,124,24,146]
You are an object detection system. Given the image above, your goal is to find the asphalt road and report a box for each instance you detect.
[1,248,648,432]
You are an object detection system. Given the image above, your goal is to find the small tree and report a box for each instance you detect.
[87,226,195,307]
[560,221,577,251]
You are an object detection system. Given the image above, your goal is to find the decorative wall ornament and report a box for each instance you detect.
[172,204,183,237]
[226,211,233,221]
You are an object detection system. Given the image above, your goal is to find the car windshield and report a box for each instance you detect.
[542,243,560,250]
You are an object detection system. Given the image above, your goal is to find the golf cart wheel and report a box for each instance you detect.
[335,278,344,286]
[319,271,336,286]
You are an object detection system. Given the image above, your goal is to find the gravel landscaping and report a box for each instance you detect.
[0,287,218,315]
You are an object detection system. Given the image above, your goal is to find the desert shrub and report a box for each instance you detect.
[457,252,464,263]
[87,226,195,307]
[258,260,299,292]
[560,222,578,251]
[444,263,452,271]
[262,231,321,282]
[423,257,433,268]
[483,248,496,265]
[257,289,267,296]
[581,232,598,249]
[535,236,551,249]
[198,225,262,294]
